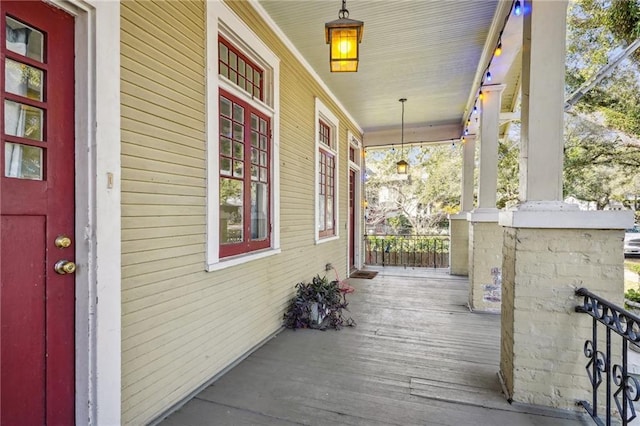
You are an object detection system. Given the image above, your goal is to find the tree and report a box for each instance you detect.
[496,138,519,209]
[563,113,640,209]
[364,144,462,234]
[567,0,640,136]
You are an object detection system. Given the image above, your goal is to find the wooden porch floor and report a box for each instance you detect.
[159,267,589,426]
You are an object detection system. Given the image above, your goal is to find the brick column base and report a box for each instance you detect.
[500,227,624,410]
[449,214,469,276]
[468,220,502,312]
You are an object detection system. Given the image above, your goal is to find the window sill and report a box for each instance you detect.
[206,247,281,272]
[315,235,339,245]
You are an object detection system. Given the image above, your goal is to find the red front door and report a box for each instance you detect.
[349,169,356,271]
[1,2,75,424]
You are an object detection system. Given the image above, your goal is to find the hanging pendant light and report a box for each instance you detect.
[325,0,364,72]
[396,98,408,175]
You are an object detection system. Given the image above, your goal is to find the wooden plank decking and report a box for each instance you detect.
[159,267,589,426]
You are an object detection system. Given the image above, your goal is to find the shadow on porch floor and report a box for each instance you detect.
[159,266,589,426]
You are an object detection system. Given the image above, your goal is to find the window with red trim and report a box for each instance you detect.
[318,120,335,237]
[219,89,271,257]
[218,36,263,101]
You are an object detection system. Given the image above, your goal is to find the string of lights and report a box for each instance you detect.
[461,0,522,144]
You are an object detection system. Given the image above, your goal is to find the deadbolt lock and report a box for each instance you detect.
[54,260,76,275]
[55,236,72,248]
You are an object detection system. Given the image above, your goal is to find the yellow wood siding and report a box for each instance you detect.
[120,1,362,424]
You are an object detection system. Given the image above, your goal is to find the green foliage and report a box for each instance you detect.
[626,288,640,304]
[387,215,412,234]
[626,261,640,276]
[365,144,462,234]
[567,0,640,137]
[563,114,640,208]
[608,0,640,46]
[283,275,355,330]
[496,139,520,209]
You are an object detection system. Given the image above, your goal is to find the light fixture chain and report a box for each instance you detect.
[339,0,349,18]
[395,98,409,175]
[400,98,406,154]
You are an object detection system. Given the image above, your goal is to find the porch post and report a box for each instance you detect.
[498,0,632,410]
[449,135,475,275]
[467,85,504,311]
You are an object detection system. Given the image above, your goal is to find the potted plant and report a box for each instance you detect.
[283,275,355,330]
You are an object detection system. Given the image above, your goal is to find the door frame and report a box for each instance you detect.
[47,1,121,425]
[346,131,362,272]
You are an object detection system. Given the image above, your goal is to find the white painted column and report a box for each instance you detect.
[466,85,505,311]
[477,84,505,210]
[498,0,633,411]
[519,1,565,202]
[461,135,476,212]
[449,136,476,276]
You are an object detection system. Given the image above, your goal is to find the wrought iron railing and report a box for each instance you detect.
[575,287,640,425]
[364,234,449,268]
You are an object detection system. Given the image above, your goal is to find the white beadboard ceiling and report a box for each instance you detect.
[257,0,522,147]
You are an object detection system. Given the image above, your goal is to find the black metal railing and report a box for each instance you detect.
[575,287,640,425]
[364,234,449,268]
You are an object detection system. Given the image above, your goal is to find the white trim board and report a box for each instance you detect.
[49,1,122,424]
[347,131,363,271]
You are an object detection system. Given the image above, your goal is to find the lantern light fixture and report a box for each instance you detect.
[396,98,408,175]
[325,0,364,72]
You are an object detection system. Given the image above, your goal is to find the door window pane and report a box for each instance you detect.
[5,17,44,62]
[5,59,43,101]
[220,117,231,138]
[220,178,243,244]
[232,123,244,142]
[220,96,231,117]
[220,158,232,176]
[251,182,268,240]
[326,197,334,230]
[4,100,44,141]
[233,160,243,178]
[220,137,232,156]
[4,142,42,180]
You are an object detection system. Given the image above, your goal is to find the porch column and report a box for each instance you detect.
[498,0,632,411]
[467,85,505,311]
[449,135,475,275]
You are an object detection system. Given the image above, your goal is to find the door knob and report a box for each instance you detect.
[55,236,72,248]
[54,260,76,275]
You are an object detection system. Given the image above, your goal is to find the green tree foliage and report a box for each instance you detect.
[564,114,640,209]
[561,0,640,215]
[364,144,462,234]
[567,0,640,135]
[608,0,640,47]
[496,138,519,209]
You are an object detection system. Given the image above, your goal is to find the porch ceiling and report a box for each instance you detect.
[257,0,522,147]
